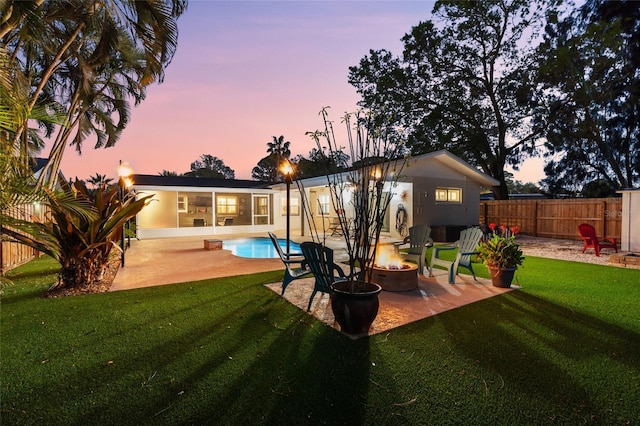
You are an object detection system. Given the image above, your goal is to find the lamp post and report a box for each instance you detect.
[117,161,133,267]
[281,162,293,259]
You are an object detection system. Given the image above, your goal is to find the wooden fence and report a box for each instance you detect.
[479,198,622,241]
[1,203,47,274]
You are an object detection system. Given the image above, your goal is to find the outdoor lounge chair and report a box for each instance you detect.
[300,241,346,312]
[578,223,618,256]
[395,224,433,276]
[267,232,311,294]
[430,227,483,284]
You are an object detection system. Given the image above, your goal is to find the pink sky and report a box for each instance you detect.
[53,0,544,183]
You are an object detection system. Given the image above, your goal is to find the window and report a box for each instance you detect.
[435,187,462,203]
[317,194,331,215]
[178,192,212,227]
[177,195,187,213]
[253,195,270,225]
[281,195,300,216]
[217,195,237,214]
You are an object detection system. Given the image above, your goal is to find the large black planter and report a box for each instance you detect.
[488,267,516,288]
[330,280,382,335]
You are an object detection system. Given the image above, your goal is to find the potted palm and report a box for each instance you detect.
[478,226,524,288]
[304,107,407,334]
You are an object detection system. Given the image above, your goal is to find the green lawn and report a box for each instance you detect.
[1,255,639,425]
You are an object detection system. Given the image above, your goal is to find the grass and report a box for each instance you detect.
[1,255,639,425]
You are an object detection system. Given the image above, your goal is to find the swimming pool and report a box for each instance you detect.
[223,237,301,259]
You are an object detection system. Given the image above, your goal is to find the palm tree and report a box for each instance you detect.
[86,173,114,188]
[2,0,187,188]
[0,43,63,212]
[35,24,149,188]
[2,180,153,290]
[262,135,292,182]
[267,135,291,159]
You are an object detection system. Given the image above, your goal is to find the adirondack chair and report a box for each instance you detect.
[395,224,433,276]
[577,223,618,256]
[300,241,346,312]
[267,232,311,294]
[430,227,483,284]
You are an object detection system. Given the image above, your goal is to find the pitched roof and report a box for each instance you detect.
[405,150,500,187]
[132,174,271,189]
[32,158,49,173]
[273,149,499,189]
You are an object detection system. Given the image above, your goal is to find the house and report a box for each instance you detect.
[131,175,275,239]
[131,150,499,241]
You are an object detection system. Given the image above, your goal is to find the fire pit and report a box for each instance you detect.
[370,245,419,291]
[371,263,418,292]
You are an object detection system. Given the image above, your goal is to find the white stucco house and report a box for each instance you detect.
[131,150,499,242]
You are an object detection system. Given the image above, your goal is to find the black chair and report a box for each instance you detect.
[300,241,346,312]
[193,218,205,227]
[267,232,311,294]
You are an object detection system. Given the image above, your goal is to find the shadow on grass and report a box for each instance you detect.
[173,314,372,425]
[437,291,640,423]
[2,274,373,424]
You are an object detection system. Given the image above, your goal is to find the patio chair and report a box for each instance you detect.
[328,216,343,236]
[395,224,433,276]
[430,227,483,284]
[577,223,618,256]
[267,232,311,295]
[300,241,346,312]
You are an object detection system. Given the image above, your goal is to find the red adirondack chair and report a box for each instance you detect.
[577,223,618,256]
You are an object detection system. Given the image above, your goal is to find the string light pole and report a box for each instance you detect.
[117,161,133,267]
[281,162,293,259]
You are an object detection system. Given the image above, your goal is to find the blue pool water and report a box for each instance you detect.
[223,237,301,259]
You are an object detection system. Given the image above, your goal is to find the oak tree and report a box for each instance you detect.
[349,0,554,199]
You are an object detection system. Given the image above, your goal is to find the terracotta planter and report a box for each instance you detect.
[488,266,516,288]
[330,280,382,335]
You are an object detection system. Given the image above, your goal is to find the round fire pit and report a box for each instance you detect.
[371,263,418,292]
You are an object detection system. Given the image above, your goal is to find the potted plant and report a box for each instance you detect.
[304,107,407,334]
[478,225,524,288]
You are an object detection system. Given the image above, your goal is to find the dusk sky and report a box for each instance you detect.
[53,0,544,183]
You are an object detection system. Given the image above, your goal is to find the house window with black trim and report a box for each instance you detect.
[435,187,462,203]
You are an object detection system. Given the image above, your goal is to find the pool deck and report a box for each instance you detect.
[110,234,285,291]
[110,233,511,336]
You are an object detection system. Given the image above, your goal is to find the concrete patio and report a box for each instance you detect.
[110,234,513,336]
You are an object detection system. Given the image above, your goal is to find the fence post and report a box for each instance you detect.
[533,200,538,237]
[481,201,487,225]
[602,200,607,237]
